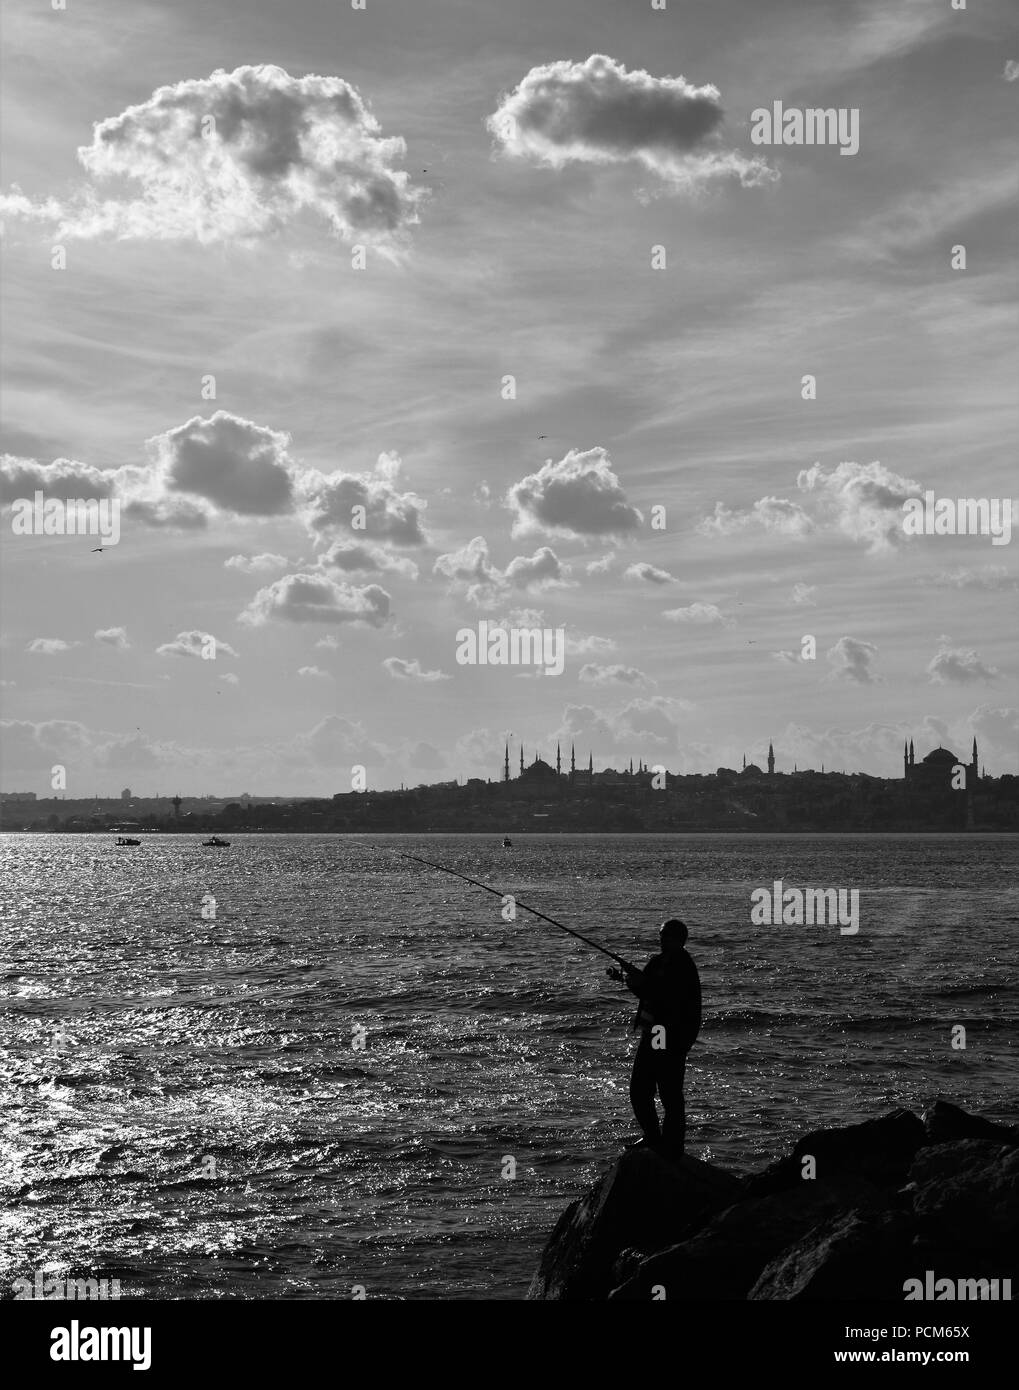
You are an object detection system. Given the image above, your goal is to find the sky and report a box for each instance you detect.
[1,0,1017,796]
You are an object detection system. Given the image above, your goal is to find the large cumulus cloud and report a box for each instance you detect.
[239,572,391,627]
[301,452,428,547]
[433,536,572,605]
[3,65,423,250]
[698,461,925,552]
[486,54,774,193]
[506,447,642,541]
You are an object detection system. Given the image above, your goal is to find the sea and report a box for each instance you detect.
[1,832,1016,1301]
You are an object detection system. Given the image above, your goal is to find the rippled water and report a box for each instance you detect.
[1,832,1016,1300]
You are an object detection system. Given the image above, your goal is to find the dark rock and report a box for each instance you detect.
[744,1108,925,1198]
[906,1140,1019,1253]
[748,1209,916,1300]
[921,1100,1019,1148]
[526,1148,741,1300]
[529,1103,1013,1300]
[609,1176,891,1300]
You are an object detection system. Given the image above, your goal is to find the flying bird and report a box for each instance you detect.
[91,546,103,553]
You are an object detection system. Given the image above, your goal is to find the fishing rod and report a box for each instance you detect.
[372,844,635,971]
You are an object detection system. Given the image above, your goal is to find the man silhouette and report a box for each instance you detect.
[609,918,701,1152]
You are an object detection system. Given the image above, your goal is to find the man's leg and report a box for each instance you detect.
[657,1050,688,1151]
[629,1033,661,1140]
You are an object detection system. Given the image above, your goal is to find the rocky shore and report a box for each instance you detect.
[527,1101,1017,1300]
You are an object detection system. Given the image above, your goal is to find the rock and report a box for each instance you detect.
[609,1176,891,1300]
[526,1148,741,1300]
[921,1100,1019,1147]
[743,1108,925,1198]
[529,1102,1013,1300]
[748,1209,916,1300]
[907,1140,1019,1253]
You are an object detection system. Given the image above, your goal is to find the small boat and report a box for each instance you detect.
[502,836,513,847]
[116,837,141,847]
[203,836,230,847]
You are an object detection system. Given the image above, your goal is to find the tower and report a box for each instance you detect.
[172,794,182,818]
[909,739,915,767]
[588,752,593,775]
[904,739,909,779]
[556,742,561,776]
[519,745,524,775]
[768,741,775,776]
[570,743,576,781]
[504,743,510,783]
[742,753,746,771]
[972,737,979,783]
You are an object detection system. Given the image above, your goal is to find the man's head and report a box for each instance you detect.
[660,918,688,954]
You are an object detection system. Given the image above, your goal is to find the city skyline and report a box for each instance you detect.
[2,0,1017,794]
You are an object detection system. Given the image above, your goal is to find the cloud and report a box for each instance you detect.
[409,741,445,769]
[503,546,572,590]
[624,562,675,585]
[506,447,642,541]
[297,665,331,680]
[156,630,238,658]
[969,705,1018,762]
[121,497,210,530]
[557,694,690,754]
[26,638,79,654]
[382,657,450,682]
[663,602,733,627]
[796,461,924,551]
[1004,60,1019,82]
[930,566,1018,592]
[826,636,879,684]
[3,65,423,250]
[220,672,240,685]
[586,553,616,575]
[699,462,925,552]
[698,496,813,538]
[315,635,341,650]
[239,572,390,627]
[302,452,427,546]
[927,645,1000,685]
[579,663,655,688]
[486,54,774,192]
[566,632,617,656]
[95,626,130,649]
[791,582,817,606]
[148,411,295,516]
[433,536,571,604]
[317,539,419,579]
[224,552,290,574]
[1,454,116,503]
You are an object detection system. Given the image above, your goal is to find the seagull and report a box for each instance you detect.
[537,434,548,440]
[91,546,104,553]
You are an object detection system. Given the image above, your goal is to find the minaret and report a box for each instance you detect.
[972,737,979,782]
[570,743,576,781]
[556,742,561,776]
[903,740,909,779]
[768,741,775,776]
[588,752,593,776]
[504,743,510,782]
[909,739,915,767]
[629,757,633,776]
[742,753,746,771]
[519,745,524,775]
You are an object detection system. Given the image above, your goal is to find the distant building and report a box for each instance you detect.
[1,791,37,802]
[120,787,132,801]
[904,739,978,790]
